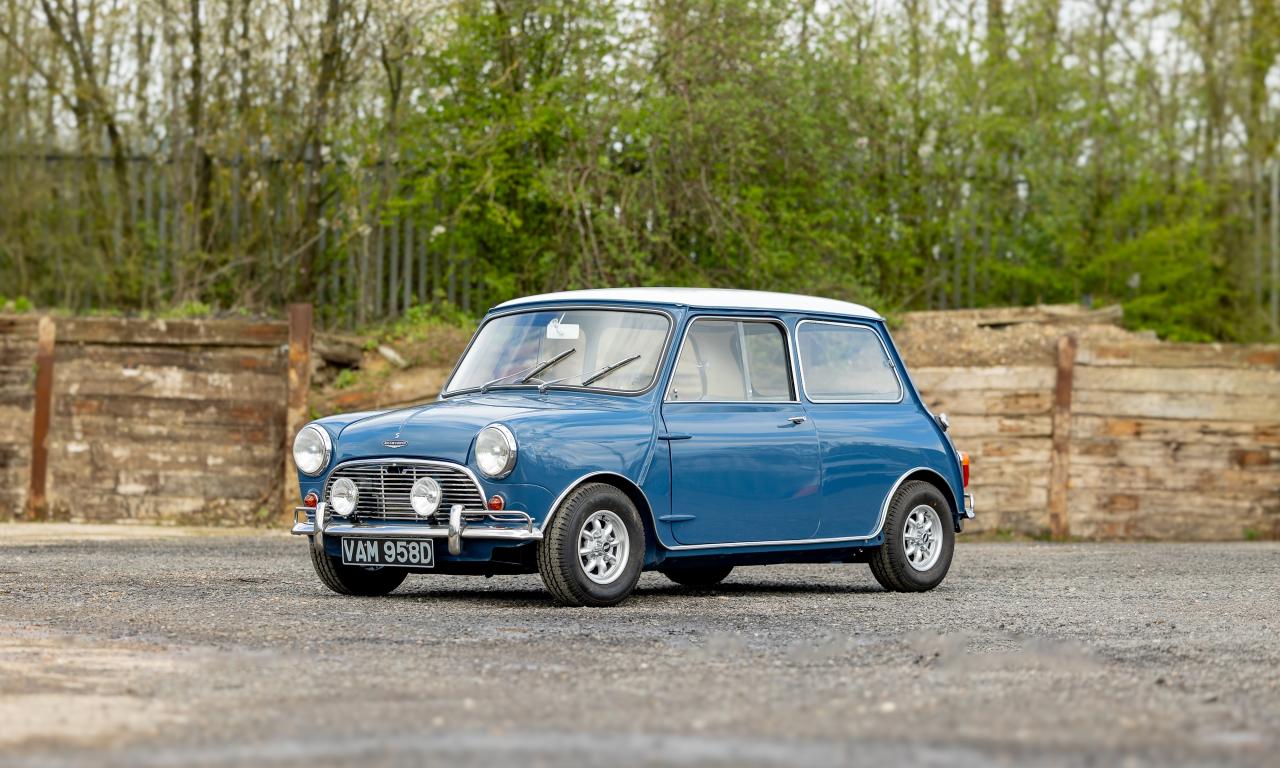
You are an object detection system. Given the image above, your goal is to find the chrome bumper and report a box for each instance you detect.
[963,492,976,518]
[291,504,542,547]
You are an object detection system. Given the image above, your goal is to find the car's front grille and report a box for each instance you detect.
[325,461,486,522]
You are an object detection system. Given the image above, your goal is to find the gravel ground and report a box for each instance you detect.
[0,527,1277,767]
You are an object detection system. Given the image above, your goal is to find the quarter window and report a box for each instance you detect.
[797,322,901,402]
[668,319,793,402]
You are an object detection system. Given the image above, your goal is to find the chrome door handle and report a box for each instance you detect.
[782,416,807,426]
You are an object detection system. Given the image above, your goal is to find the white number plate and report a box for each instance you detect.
[340,538,434,568]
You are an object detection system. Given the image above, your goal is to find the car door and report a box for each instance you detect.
[660,316,822,545]
[795,319,919,539]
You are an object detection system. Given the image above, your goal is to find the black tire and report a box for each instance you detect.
[309,537,408,596]
[537,483,645,607]
[661,564,733,588]
[868,480,955,592]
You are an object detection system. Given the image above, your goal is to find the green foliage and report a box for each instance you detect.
[379,302,473,344]
[1,0,1276,342]
[333,369,358,390]
[159,301,215,320]
[2,297,33,313]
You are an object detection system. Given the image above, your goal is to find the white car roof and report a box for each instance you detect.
[496,288,882,320]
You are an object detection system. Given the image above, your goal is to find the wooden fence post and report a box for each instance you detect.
[283,304,313,523]
[1047,335,1077,540]
[26,316,56,520]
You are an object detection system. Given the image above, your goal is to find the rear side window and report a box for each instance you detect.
[797,321,901,402]
[668,319,793,402]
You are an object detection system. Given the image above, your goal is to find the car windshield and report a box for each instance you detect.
[445,309,671,395]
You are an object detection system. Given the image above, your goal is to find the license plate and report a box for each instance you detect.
[341,538,434,568]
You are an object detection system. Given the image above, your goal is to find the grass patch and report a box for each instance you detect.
[376,302,474,344]
[1,296,33,313]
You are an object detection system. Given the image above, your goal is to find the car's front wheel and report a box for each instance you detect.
[309,538,408,596]
[868,480,955,592]
[537,483,645,607]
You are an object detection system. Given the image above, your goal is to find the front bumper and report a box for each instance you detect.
[292,503,542,556]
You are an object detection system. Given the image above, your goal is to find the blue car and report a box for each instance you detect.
[291,288,974,606]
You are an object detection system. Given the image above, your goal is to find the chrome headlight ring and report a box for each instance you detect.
[475,423,517,479]
[292,424,332,477]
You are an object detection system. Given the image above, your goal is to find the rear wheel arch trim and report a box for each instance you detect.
[887,468,960,527]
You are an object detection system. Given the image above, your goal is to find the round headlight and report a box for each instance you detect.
[329,477,358,517]
[410,477,442,517]
[475,424,517,479]
[292,425,331,476]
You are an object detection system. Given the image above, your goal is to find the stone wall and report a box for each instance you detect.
[0,317,37,517]
[0,316,295,526]
[1068,341,1280,539]
[1,306,1276,538]
[896,306,1280,540]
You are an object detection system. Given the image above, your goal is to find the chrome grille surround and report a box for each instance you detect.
[324,459,487,523]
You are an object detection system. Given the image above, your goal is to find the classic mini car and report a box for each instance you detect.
[291,288,973,606]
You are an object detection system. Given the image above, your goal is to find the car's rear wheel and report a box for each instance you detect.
[309,538,408,596]
[660,564,733,588]
[537,483,645,607]
[868,480,955,592]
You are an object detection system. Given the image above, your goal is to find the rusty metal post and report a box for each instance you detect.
[1047,335,1077,540]
[283,304,313,523]
[27,316,56,520]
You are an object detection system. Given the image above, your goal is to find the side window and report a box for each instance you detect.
[797,322,902,402]
[742,322,791,400]
[668,319,793,401]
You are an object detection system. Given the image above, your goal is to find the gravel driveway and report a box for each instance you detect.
[1,526,1276,767]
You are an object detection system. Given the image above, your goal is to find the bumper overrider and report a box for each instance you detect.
[293,503,542,556]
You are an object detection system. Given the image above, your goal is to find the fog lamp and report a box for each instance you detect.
[410,477,442,517]
[329,477,358,517]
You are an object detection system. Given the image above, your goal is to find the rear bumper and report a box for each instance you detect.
[963,492,975,518]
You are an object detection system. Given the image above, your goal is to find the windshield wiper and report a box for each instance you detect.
[582,354,641,386]
[479,348,576,393]
[520,348,576,383]
[538,354,641,393]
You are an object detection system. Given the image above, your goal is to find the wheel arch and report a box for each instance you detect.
[891,467,961,529]
[542,472,660,558]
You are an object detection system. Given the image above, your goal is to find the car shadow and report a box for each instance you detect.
[644,581,886,596]
[383,578,885,605]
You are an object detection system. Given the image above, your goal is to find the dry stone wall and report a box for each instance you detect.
[0,317,37,517]
[0,306,1276,538]
[896,306,1280,540]
[1,316,291,526]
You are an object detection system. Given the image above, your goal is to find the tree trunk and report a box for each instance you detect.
[188,0,213,252]
[297,0,345,300]
[1272,158,1279,337]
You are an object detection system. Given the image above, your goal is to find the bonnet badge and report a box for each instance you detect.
[382,432,408,449]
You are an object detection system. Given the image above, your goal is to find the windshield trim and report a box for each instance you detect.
[441,304,677,399]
